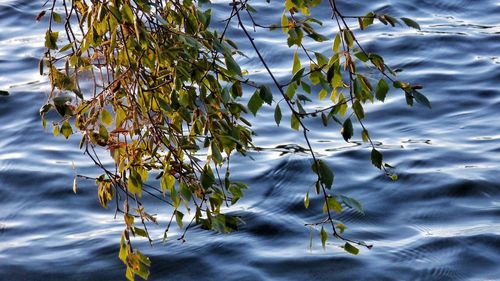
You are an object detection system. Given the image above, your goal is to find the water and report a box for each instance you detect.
[1,0,499,280]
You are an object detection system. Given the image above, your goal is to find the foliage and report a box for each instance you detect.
[39,0,428,279]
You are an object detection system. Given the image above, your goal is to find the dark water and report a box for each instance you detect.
[1,0,499,280]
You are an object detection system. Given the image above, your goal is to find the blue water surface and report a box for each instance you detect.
[0,0,499,280]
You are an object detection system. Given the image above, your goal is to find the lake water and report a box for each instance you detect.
[1,0,499,280]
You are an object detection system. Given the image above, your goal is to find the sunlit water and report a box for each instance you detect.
[1,1,499,280]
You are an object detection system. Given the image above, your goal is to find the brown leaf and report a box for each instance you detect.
[35,10,46,22]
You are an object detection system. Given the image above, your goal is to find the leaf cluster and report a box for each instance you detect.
[39,0,429,279]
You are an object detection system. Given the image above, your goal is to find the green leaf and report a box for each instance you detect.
[302,81,311,94]
[393,80,408,89]
[53,125,59,136]
[137,167,149,183]
[341,118,353,142]
[135,262,151,281]
[180,182,192,202]
[304,192,310,209]
[39,104,52,116]
[336,223,347,234]
[129,171,143,197]
[321,112,329,127]
[119,234,128,264]
[175,210,184,229]
[352,100,364,120]
[281,12,289,33]
[201,165,215,189]
[72,89,83,99]
[315,52,328,67]
[343,29,354,48]
[136,250,151,267]
[412,90,431,108]
[45,31,59,50]
[52,70,76,91]
[405,91,414,107]
[333,33,341,53]
[371,148,383,169]
[319,89,328,100]
[375,79,389,102]
[354,51,369,62]
[101,109,113,126]
[357,74,373,93]
[401,17,421,30]
[120,4,134,24]
[291,67,305,84]
[274,104,282,126]
[369,53,385,72]
[344,242,360,255]
[231,81,243,98]
[296,101,306,115]
[61,120,73,139]
[305,17,322,26]
[209,214,239,234]
[340,195,364,214]
[125,268,134,281]
[99,124,109,141]
[133,227,148,238]
[38,58,44,75]
[315,181,321,195]
[59,43,73,53]
[259,85,273,105]
[286,82,298,99]
[161,174,175,193]
[247,91,263,116]
[326,64,335,84]
[210,141,223,164]
[361,129,370,142]
[245,4,256,13]
[225,54,242,76]
[124,213,134,228]
[326,196,342,213]
[108,5,122,23]
[307,32,328,42]
[312,159,334,189]
[291,113,300,131]
[297,94,312,103]
[52,12,62,23]
[363,12,375,28]
[320,226,328,249]
[287,27,303,47]
[292,50,301,74]
[383,14,399,27]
